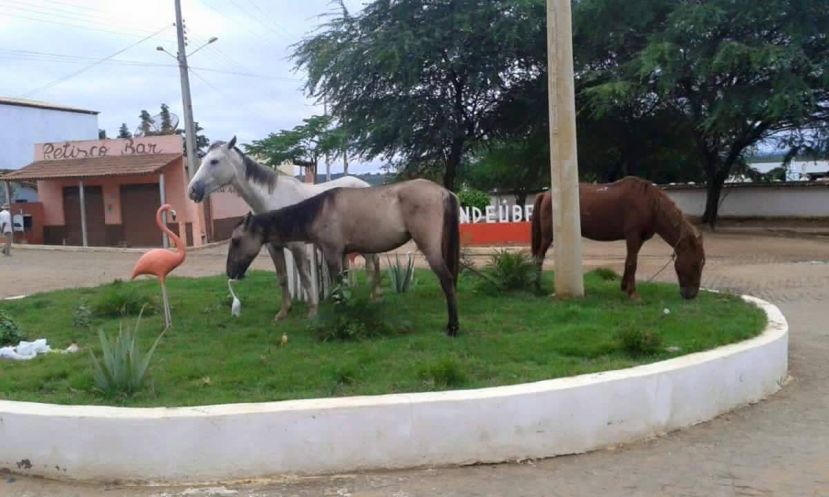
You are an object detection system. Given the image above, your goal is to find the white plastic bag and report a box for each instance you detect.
[0,339,51,361]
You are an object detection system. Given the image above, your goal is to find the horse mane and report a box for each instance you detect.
[256,188,337,241]
[210,141,279,193]
[634,177,699,243]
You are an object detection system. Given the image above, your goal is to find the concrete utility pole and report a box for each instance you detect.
[174,0,198,181]
[546,0,584,297]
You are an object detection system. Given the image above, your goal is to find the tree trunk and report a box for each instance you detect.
[514,191,527,208]
[701,179,723,229]
[343,150,349,175]
[443,138,464,191]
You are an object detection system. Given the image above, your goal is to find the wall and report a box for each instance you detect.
[0,104,98,170]
[665,183,829,218]
[8,202,43,244]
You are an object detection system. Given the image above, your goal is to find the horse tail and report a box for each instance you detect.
[442,192,461,285]
[531,192,546,258]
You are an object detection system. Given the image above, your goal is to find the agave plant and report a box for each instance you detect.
[387,253,416,293]
[89,308,165,397]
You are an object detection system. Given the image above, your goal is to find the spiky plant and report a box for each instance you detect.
[387,253,416,293]
[89,308,165,397]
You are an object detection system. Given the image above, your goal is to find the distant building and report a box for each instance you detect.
[748,157,829,182]
[0,97,99,171]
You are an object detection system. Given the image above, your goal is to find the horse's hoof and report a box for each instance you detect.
[273,309,290,321]
[628,292,642,302]
[446,326,459,337]
[307,306,319,319]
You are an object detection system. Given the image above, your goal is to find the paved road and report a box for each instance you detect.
[2,233,828,497]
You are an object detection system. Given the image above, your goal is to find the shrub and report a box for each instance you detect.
[616,327,664,357]
[593,267,619,281]
[387,253,416,293]
[93,285,157,317]
[418,357,467,388]
[0,310,24,346]
[73,302,93,329]
[457,189,491,212]
[89,309,165,397]
[475,250,539,294]
[309,280,402,341]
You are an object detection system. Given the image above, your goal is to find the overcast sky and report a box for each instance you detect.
[0,0,378,173]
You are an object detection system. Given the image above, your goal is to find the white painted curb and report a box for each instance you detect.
[0,295,788,484]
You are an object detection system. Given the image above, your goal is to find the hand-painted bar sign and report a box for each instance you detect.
[461,204,534,224]
[41,138,162,160]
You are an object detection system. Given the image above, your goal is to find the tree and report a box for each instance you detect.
[159,104,175,134]
[581,0,829,227]
[179,121,210,158]
[138,110,155,136]
[98,129,107,139]
[117,123,132,139]
[463,136,550,206]
[294,0,546,191]
[245,115,336,175]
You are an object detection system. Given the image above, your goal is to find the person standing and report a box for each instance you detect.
[0,203,11,256]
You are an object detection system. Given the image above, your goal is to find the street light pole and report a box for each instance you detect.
[174,0,198,181]
[546,0,584,298]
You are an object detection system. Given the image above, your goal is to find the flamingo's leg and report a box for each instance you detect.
[160,280,172,329]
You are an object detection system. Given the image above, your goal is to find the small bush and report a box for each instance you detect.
[0,310,24,346]
[616,327,664,357]
[387,253,417,293]
[457,189,491,212]
[89,309,165,397]
[475,250,539,294]
[93,286,156,317]
[418,357,467,388]
[593,268,619,281]
[73,302,93,329]
[309,281,402,341]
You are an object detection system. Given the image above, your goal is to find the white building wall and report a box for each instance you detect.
[666,185,829,218]
[0,104,98,170]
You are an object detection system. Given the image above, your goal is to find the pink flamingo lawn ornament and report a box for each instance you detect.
[131,204,186,329]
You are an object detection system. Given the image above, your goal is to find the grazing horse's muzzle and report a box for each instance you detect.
[189,182,205,202]
[680,287,699,300]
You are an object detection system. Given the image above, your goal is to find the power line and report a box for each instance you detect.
[0,10,176,42]
[19,25,171,98]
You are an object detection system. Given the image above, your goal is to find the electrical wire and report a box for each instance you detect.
[18,25,171,98]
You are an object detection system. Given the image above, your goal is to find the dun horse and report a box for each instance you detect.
[188,137,380,321]
[531,177,705,299]
[227,179,461,336]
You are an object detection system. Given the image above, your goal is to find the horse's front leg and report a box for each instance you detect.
[622,237,643,300]
[288,243,318,318]
[266,244,292,321]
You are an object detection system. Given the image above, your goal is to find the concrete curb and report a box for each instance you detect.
[0,295,788,484]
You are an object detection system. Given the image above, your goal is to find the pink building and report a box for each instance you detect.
[1,136,247,247]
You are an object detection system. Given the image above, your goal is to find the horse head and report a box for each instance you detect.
[188,136,241,202]
[674,227,705,299]
[226,211,265,280]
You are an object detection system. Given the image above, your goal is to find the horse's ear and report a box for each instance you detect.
[242,211,252,228]
[228,136,237,150]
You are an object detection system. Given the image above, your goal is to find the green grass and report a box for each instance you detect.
[0,269,766,407]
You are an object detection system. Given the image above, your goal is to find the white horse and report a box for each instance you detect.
[188,136,380,320]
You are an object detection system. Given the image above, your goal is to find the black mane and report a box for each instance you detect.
[254,189,339,242]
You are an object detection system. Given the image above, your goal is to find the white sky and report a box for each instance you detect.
[0,0,378,173]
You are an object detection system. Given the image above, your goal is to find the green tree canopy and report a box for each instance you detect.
[245,115,337,174]
[580,0,829,226]
[117,123,132,139]
[294,0,546,191]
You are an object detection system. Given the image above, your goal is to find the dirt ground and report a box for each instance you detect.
[2,232,829,497]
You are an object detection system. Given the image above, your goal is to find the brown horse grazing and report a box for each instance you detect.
[226,179,461,336]
[531,177,705,299]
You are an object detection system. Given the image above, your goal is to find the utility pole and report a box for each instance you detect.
[546,0,584,297]
[174,0,198,181]
[323,99,331,182]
